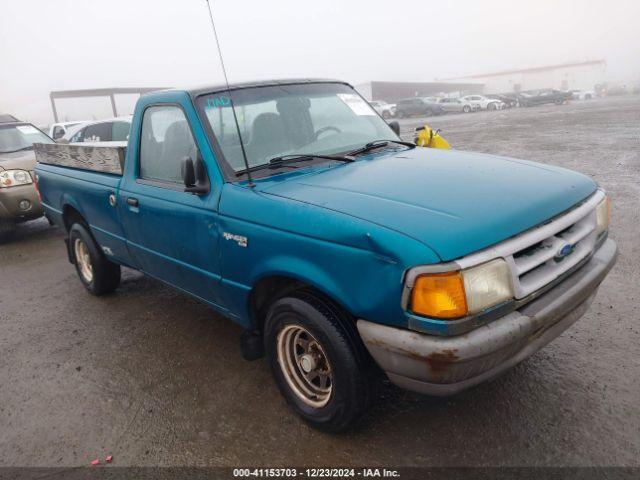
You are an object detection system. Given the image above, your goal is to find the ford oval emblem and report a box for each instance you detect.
[557,244,573,258]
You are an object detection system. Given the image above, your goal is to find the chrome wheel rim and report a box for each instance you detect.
[74,238,93,283]
[277,324,333,408]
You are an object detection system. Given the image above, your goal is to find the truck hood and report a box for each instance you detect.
[0,149,37,171]
[258,147,597,261]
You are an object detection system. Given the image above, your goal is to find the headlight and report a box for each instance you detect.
[462,259,513,314]
[595,195,611,235]
[0,169,33,188]
[409,259,513,319]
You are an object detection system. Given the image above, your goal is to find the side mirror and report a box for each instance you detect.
[181,155,209,195]
[181,157,196,187]
[388,120,400,136]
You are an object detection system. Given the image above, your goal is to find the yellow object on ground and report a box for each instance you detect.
[414,125,451,149]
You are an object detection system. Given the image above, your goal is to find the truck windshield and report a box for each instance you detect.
[0,124,53,154]
[198,83,400,175]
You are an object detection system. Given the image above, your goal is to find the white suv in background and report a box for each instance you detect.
[460,95,505,111]
[369,100,396,119]
[49,121,89,141]
[62,116,132,145]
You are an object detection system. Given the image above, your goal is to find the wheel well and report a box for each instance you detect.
[249,275,352,333]
[62,205,86,232]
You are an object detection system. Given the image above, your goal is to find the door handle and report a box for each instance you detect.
[126,197,139,207]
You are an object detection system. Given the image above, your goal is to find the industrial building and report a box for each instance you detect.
[440,60,606,94]
[355,80,484,102]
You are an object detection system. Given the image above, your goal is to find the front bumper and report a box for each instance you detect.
[0,183,43,222]
[357,238,618,396]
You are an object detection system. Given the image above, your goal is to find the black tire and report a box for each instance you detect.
[264,291,372,432]
[381,110,391,119]
[397,110,406,119]
[554,97,564,105]
[462,105,471,113]
[0,220,15,243]
[487,102,497,111]
[69,223,121,295]
[424,109,433,117]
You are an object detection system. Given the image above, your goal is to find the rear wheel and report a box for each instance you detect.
[487,102,497,111]
[69,223,121,295]
[554,97,564,105]
[264,292,372,432]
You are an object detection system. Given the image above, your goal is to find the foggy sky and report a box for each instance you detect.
[1,0,639,125]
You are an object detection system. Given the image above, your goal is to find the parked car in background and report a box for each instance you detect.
[35,79,617,431]
[460,95,505,111]
[570,90,596,100]
[518,89,572,107]
[487,93,519,108]
[0,115,54,239]
[62,116,132,145]
[49,121,88,141]
[369,100,396,119]
[395,97,443,117]
[437,97,474,113]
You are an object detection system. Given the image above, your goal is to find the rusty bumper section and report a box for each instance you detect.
[357,238,618,396]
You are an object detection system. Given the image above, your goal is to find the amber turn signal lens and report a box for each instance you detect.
[410,271,468,319]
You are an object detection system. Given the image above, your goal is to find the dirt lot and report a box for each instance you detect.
[1,96,639,467]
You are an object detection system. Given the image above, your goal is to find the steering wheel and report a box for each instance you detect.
[313,126,342,140]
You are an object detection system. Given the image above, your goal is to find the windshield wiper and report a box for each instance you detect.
[269,154,354,165]
[236,154,354,176]
[346,139,415,157]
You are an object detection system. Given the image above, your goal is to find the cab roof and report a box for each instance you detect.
[184,78,349,99]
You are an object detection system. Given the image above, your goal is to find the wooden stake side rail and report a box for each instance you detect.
[34,143,125,175]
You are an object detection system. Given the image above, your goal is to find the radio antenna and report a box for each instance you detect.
[204,0,254,187]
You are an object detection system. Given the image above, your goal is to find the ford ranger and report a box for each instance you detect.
[34,79,617,431]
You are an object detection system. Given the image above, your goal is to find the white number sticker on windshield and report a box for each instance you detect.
[337,94,376,116]
[16,125,39,134]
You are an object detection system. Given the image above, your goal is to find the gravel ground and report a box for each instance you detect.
[1,96,639,467]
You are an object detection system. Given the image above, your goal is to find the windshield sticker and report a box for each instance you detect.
[337,93,376,116]
[206,96,232,109]
[16,125,39,134]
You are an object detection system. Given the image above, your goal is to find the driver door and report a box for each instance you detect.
[117,103,225,308]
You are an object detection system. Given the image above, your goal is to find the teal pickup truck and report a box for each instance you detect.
[35,79,617,431]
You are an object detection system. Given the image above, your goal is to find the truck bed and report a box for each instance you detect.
[35,160,131,266]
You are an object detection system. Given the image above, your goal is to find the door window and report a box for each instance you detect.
[112,121,131,141]
[82,122,112,142]
[52,126,65,140]
[139,105,198,183]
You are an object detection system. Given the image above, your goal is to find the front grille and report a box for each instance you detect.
[507,205,597,298]
[455,191,603,300]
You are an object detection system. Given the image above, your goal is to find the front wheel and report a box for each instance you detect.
[69,223,121,295]
[462,105,471,113]
[264,292,372,432]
